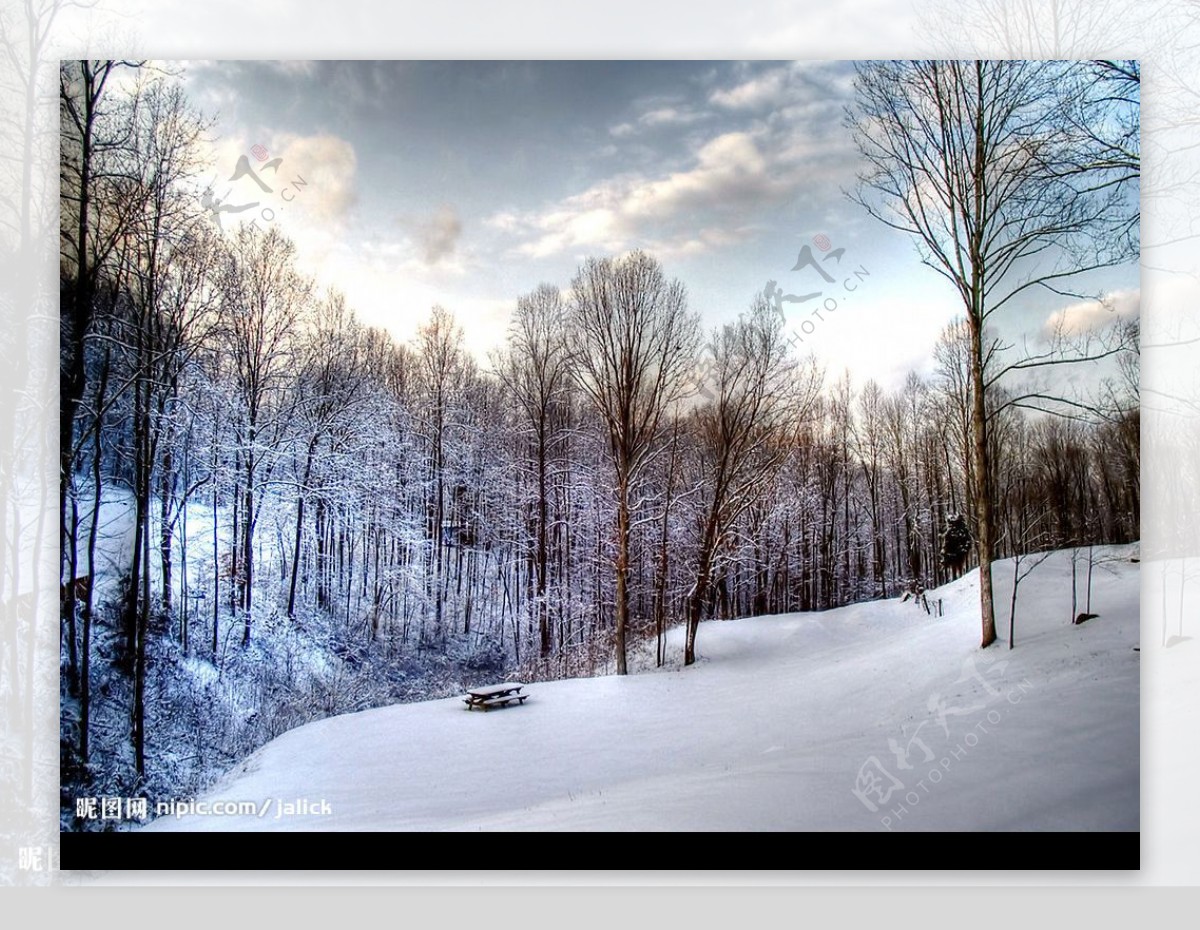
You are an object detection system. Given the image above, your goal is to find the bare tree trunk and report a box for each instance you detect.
[288,443,316,619]
[64,495,80,695]
[614,473,630,675]
[242,438,255,643]
[180,473,189,651]
[79,347,111,764]
[1071,550,1079,624]
[969,74,997,650]
[969,317,996,648]
[211,468,220,657]
[536,434,550,658]
[1086,547,1095,613]
[684,556,712,668]
[132,367,152,777]
[1009,553,1021,649]
[159,446,174,615]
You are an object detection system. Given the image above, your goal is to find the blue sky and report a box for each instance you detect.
[182,60,1139,391]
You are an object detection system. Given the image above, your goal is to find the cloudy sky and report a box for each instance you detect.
[181,60,1138,390]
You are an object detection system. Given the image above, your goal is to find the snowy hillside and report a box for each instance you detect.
[144,545,1139,832]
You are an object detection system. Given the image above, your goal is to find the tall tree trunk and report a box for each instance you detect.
[685,505,720,667]
[242,435,255,644]
[61,112,94,626]
[79,348,111,763]
[123,375,146,669]
[132,373,152,778]
[314,494,328,611]
[211,471,220,657]
[1009,554,1021,650]
[970,62,997,650]
[968,308,996,648]
[652,423,680,667]
[64,496,80,695]
[1086,548,1095,613]
[159,446,174,614]
[614,473,630,676]
[536,432,550,658]
[288,443,316,619]
[433,417,445,642]
[684,558,712,668]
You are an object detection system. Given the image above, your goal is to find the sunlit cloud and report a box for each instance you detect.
[710,68,789,109]
[271,132,358,226]
[1044,288,1140,336]
[495,127,838,260]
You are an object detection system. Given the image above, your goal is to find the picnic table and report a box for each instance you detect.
[463,681,529,711]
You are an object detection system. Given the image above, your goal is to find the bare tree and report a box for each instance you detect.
[683,294,817,666]
[415,305,473,643]
[59,59,143,681]
[932,319,975,513]
[850,60,1138,648]
[853,379,888,597]
[219,224,311,642]
[1000,419,1054,648]
[569,251,700,674]
[286,289,367,620]
[495,284,572,659]
[882,372,927,589]
[63,71,210,777]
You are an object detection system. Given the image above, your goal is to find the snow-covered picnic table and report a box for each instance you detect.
[463,682,529,711]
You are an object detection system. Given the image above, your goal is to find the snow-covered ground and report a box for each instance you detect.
[144,545,1139,832]
[1142,555,1200,880]
[63,483,137,602]
[65,483,273,612]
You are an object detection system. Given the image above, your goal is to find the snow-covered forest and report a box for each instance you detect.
[58,60,1139,829]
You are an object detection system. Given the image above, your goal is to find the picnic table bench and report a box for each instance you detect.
[463,681,529,711]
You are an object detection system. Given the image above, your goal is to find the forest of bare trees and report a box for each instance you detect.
[58,60,1139,822]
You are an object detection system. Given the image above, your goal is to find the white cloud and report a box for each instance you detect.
[1044,289,1140,336]
[271,132,358,225]
[639,105,704,127]
[609,98,709,138]
[710,68,788,110]
[646,227,751,260]
[624,131,773,217]
[489,63,854,262]
[492,128,825,260]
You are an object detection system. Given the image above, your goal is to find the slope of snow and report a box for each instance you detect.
[1143,555,1200,879]
[144,545,1139,832]
[63,483,136,600]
